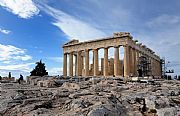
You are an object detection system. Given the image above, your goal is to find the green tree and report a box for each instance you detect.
[0,76,2,80]
[30,60,48,76]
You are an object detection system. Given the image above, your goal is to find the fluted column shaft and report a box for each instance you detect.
[85,49,89,76]
[129,47,133,75]
[93,49,98,76]
[124,46,130,77]
[104,48,108,76]
[135,50,139,76]
[76,51,81,76]
[69,52,73,77]
[63,53,67,76]
[75,55,77,76]
[131,48,135,76]
[114,46,119,76]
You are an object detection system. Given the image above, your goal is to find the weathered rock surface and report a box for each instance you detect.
[0,78,179,116]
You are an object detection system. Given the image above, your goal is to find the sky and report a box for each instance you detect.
[0,0,180,78]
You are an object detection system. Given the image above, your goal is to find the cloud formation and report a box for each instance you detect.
[147,14,180,28]
[0,28,11,34]
[37,3,106,41]
[0,44,33,77]
[0,0,39,19]
[0,44,32,62]
[48,67,63,76]
[0,63,33,72]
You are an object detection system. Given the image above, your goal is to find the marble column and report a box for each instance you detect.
[152,58,154,76]
[135,50,139,76]
[93,49,98,76]
[69,52,73,77]
[131,48,135,76]
[63,53,67,76]
[114,46,119,76]
[129,47,133,75]
[124,46,130,77]
[134,49,137,75]
[159,61,162,76]
[85,49,89,76]
[75,55,77,76]
[155,60,158,76]
[153,59,156,76]
[149,57,152,76]
[104,48,108,76]
[76,51,81,76]
[81,55,84,75]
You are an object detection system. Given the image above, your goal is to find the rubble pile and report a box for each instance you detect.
[0,78,180,116]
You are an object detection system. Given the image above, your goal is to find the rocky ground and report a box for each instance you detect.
[0,77,180,116]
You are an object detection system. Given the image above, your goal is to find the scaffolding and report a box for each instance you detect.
[138,56,152,77]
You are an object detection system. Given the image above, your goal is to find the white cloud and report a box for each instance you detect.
[0,44,32,62]
[147,14,180,28]
[0,63,33,72]
[13,55,32,61]
[0,44,33,77]
[48,67,63,76]
[0,63,33,78]
[48,57,63,63]
[37,4,106,41]
[0,28,11,34]
[0,0,39,19]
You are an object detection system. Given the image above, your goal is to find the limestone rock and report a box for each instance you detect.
[62,82,80,91]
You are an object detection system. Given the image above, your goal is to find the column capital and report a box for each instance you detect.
[114,46,119,48]
[84,49,89,52]
[93,48,98,51]
[104,47,109,49]
[132,47,136,50]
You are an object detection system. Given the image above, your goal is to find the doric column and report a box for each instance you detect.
[135,50,139,76]
[69,52,73,77]
[148,57,151,76]
[85,49,89,76]
[151,58,155,76]
[124,45,130,77]
[75,55,77,76]
[155,60,158,76]
[129,47,133,75]
[153,58,156,76]
[104,48,108,76]
[76,51,81,76]
[81,55,84,74]
[63,53,67,76]
[93,49,98,76]
[158,60,162,77]
[114,46,119,76]
[131,48,135,76]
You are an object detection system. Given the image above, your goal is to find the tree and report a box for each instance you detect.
[0,76,2,80]
[30,60,48,76]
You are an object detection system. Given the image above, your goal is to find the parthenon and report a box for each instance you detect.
[62,32,162,77]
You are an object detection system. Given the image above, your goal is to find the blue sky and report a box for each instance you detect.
[0,0,180,77]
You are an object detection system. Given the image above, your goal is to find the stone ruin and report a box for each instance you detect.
[62,32,161,78]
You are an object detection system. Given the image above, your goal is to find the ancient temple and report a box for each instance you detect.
[62,32,161,77]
